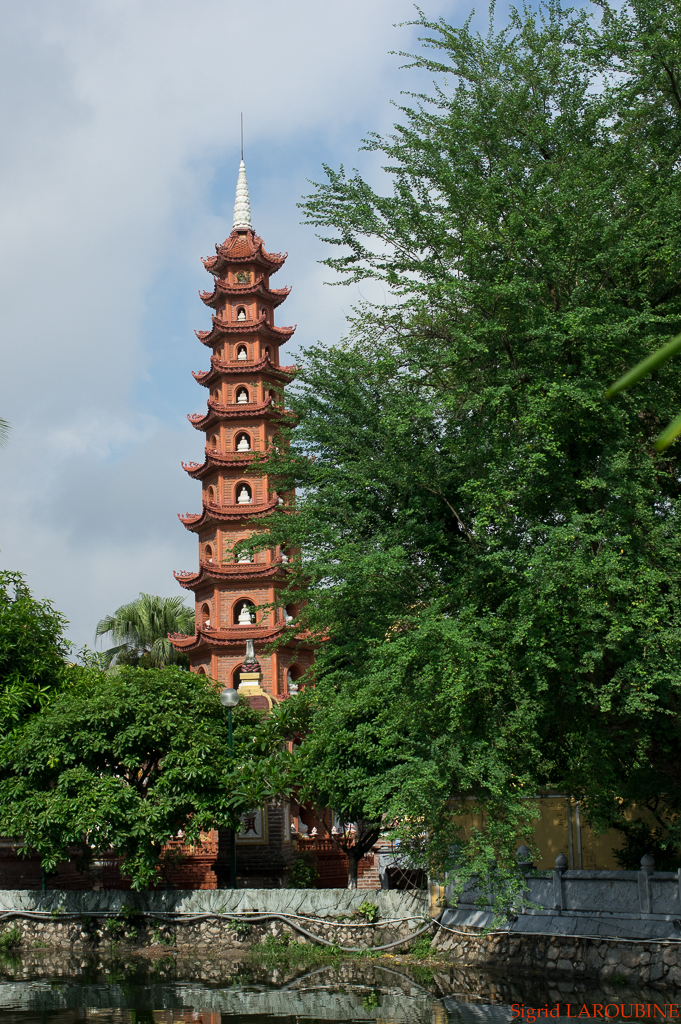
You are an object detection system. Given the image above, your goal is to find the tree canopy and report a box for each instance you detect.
[260,0,681,880]
[0,571,71,737]
[0,666,294,888]
[95,593,194,668]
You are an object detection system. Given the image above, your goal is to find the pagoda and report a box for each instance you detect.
[170,161,312,704]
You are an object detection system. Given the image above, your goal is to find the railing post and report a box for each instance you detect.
[639,853,655,915]
[553,852,568,912]
[516,844,533,913]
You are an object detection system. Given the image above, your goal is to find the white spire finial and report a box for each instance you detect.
[233,160,252,231]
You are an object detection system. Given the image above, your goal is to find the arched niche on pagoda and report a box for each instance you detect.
[236,344,248,361]
[206,485,217,504]
[204,544,214,564]
[208,433,219,451]
[199,602,212,628]
[233,598,257,626]
[235,432,251,453]
[235,386,249,404]
[235,481,252,504]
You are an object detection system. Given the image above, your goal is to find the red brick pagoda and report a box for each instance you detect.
[170,161,313,703]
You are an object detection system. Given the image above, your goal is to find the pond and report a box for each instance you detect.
[0,952,676,1024]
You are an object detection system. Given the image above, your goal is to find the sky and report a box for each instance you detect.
[0,0,462,652]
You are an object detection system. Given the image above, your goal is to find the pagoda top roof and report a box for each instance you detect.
[200,274,290,309]
[178,495,280,532]
[203,229,286,277]
[188,396,287,432]
[192,353,295,388]
[195,312,295,348]
[174,560,286,589]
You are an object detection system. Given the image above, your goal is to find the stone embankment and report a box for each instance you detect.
[432,852,681,986]
[0,888,429,955]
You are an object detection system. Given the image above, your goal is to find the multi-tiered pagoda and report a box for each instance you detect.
[170,161,312,704]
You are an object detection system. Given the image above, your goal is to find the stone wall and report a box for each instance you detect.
[0,887,428,954]
[434,853,681,986]
[431,926,681,987]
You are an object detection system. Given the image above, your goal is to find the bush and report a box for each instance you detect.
[287,853,319,888]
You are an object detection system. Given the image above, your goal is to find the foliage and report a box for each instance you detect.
[0,666,297,888]
[607,331,681,450]
[0,418,9,449]
[409,935,435,959]
[95,593,194,669]
[612,818,681,871]
[356,901,379,923]
[0,927,21,951]
[0,571,72,737]
[258,0,681,896]
[286,852,320,888]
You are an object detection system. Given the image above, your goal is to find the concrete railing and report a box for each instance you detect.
[444,852,681,940]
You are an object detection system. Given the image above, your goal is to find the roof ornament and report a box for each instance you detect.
[233,117,252,231]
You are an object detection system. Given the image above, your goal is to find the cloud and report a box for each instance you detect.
[0,0,457,649]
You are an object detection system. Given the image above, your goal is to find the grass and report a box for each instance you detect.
[249,934,341,969]
[409,935,435,958]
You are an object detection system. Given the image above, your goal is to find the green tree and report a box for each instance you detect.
[95,593,194,668]
[0,571,71,736]
[0,418,9,449]
[0,666,295,889]
[260,0,681,884]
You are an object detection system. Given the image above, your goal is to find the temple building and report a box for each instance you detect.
[170,160,313,703]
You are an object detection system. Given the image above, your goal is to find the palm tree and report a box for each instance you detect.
[95,593,195,668]
[0,418,10,449]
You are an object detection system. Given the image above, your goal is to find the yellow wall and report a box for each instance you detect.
[452,796,656,870]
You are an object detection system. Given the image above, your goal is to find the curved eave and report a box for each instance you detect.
[200,277,291,309]
[188,399,287,431]
[178,497,279,532]
[182,453,256,479]
[169,624,310,652]
[174,561,286,588]
[195,314,296,347]
[192,355,295,387]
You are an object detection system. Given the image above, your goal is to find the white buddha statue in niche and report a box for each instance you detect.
[238,602,254,625]
[236,434,250,452]
[237,486,252,504]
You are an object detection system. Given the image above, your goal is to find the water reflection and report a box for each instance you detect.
[0,954,676,1024]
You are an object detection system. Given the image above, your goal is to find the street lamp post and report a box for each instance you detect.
[220,686,240,889]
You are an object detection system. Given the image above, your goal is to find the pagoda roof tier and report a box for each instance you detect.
[192,353,295,388]
[195,313,295,348]
[200,274,290,310]
[188,397,288,432]
[169,623,306,652]
[174,559,286,589]
[202,229,286,277]
[182,452,256,480]
[178,496,279,532]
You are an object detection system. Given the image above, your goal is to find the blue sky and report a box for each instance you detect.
[0,0,484,650]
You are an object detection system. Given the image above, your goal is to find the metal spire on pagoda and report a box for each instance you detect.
[233,160,252,231]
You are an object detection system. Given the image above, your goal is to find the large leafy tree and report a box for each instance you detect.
[95,593,194,668]
[0,571,71,737]
[261,0,681,881]
[0,666,294,888]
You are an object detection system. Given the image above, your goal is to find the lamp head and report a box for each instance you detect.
[220,687,240,708]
